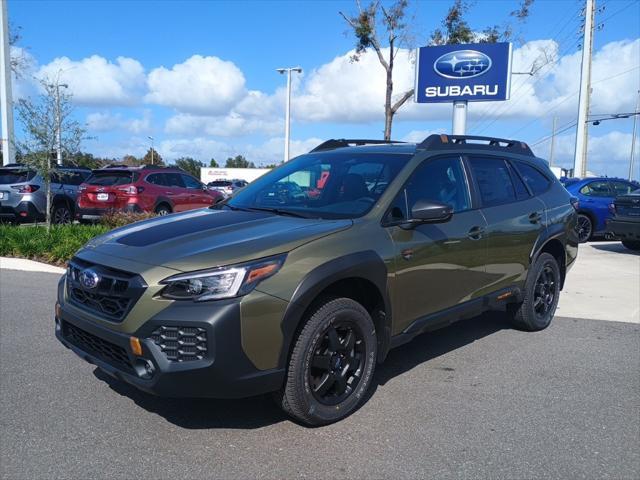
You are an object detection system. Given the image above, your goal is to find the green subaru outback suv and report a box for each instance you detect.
[56,134,578,425]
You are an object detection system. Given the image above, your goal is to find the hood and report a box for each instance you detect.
[80,208,352,272]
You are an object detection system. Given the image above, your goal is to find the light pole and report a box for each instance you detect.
[0,0,15,166]
[148,136,154,165]
[629,90,639,181]
[54,82,68,166]
[276,66,302,162]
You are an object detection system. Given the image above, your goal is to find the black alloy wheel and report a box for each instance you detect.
[309,321,365,405]
[575,214,592,243]
[52,205,72,224]
[533,265,557,320]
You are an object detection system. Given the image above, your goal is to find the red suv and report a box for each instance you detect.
[76,165,223,221]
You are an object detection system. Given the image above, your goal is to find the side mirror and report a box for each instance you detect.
[410,199,453,224]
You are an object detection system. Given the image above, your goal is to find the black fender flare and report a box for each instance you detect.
[529,223,569,287]
[153,196,175,213]
[277,250,392,368]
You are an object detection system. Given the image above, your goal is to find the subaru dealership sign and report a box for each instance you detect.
[414,42,512,103]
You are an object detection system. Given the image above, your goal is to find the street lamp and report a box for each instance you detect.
[147,136,154,165]
[276,66,302,163]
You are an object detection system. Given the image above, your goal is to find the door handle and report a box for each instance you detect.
[467,226,485,240]
[529,212,542,224]
[164,191,175,196]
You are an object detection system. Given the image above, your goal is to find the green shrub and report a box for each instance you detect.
[99,211,157,229]
[0,224,110,266]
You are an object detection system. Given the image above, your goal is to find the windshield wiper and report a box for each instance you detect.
[243,206,313,219]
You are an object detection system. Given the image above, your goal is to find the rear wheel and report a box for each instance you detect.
[276,297,377,426]
[509,253,561,331]
[575,214,593,243]
[621,240,640,251]
[51,204,72,224]
[155,204,172,216]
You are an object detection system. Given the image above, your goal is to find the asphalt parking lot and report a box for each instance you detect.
[1,245,639,479]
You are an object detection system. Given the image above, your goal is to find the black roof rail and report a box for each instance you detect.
[310,139,406,152]
[418,134,535,157]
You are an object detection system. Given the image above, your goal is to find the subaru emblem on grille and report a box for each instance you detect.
[79,268,100,289]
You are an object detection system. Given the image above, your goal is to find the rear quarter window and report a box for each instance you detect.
[514,162,552,195]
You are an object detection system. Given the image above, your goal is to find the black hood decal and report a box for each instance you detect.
[117,210,270,247]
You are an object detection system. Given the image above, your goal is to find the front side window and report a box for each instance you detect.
[228,152,408,219]
[610,181,635,196]
[182,174,202,189]
[469,157,517,207]
[387,156,470,222]
[579,181,611,197]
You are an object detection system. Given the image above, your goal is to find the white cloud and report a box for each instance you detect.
[164,112,282,137]
[145,55,246,115]
[86,110,152,134]
[37,55,146,106]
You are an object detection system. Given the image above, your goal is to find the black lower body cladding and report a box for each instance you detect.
[56,284,284,399]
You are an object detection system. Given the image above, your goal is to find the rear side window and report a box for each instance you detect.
[468,157,517,207]
[86,171,139,186]
[514,162,551,195]
[146,173,167,186]
[165,173,186,188]
[0,169,36,184]
[579,181,611,197]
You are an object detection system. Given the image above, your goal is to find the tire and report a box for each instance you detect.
[51,204,72,224]
[575,213,593,243]
[155,204,172,216]
[621,240,640,251]
[276,297,377,426]
[509,253,561,331]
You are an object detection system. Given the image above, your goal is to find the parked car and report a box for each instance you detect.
[561,177,639,242]
[56,135,577,426]
[206,179,248,198]
[606,188,640,251]
[76,165,223,221]
[0,164,91,224]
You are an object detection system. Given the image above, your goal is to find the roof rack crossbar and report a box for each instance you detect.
[418,134,534,157]
[310,139,406,153]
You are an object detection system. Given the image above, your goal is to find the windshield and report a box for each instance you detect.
[86,171,139,186]
[227,152,408,219]
[0,169,36,184]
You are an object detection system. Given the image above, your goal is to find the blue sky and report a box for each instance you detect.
[7,0,640,178]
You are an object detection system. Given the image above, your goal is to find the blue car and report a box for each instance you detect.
[561,177,639,242]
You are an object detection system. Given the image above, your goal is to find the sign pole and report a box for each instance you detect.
[452,101,467,135]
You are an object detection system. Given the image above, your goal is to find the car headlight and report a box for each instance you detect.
[159,254,286,301]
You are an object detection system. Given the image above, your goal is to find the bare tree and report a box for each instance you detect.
[341,0,535,140]
[340,0,413,141]
[16,80,86,230]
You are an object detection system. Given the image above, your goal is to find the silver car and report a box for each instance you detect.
[0,164,91,223]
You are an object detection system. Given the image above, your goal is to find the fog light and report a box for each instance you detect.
[129,336,143,356]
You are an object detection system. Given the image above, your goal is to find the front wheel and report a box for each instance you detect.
[509,253,561,331]
[621,240,640,251]
[276,297,377,426]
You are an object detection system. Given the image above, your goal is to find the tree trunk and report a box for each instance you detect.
[45,179,51,232]
[383,51,394,141]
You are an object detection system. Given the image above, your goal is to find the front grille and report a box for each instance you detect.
[63,322,133,373]
[67,258,146,322]
[149,326,208,362]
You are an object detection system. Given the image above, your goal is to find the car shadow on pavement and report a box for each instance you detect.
[93,311,511,430]
[590,242,639,255]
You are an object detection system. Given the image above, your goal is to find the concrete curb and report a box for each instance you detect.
[0,257,65,274]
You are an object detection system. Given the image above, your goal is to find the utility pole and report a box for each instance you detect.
[629,90,639,181]
[573,0,595,177]
[54,82,68,166]
[276,67,302,162]
[0,0,15,166]
[452,101,468,135]
[148,136,154,165]
[549,115,558,167]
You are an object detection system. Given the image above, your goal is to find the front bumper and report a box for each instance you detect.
[606,218,640,240]
[55,286,285,399]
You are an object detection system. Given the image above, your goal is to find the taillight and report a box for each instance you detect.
[570,197,579,211]
[118,185,144,195]
[11,184,40,193]
[78,185,86,192]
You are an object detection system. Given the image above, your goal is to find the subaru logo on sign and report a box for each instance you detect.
[79,269,100,289]
[433,50,492,79]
